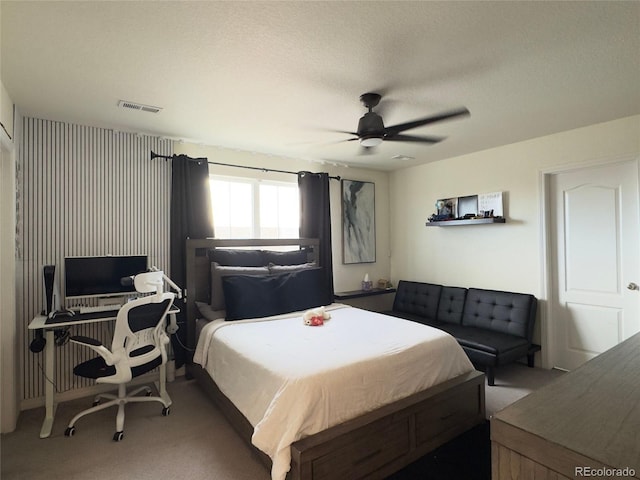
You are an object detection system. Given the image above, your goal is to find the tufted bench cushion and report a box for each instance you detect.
[390,280,442,324]
[442,324,529,355]
[461,288,536,341]
[436,286,467,324]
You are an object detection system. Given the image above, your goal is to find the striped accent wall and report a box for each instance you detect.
[18,117,173,404]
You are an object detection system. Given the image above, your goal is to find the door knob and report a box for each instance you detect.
[628,282,639,291]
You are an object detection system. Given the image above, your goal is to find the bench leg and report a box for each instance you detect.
[486,367,495,386]
[527,344,541,368]
[527,352,535,368]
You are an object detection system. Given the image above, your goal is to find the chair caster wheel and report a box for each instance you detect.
[162,407,171,416]
[145,390,152,397]
[113,431,124,442]
[92,400,100,407]
[64,426,75,437]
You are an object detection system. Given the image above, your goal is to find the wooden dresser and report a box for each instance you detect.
[491,332,640,480]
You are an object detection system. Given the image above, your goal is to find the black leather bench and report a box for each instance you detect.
[385,280,539,386]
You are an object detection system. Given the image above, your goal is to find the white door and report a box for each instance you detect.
[550,160,640,370]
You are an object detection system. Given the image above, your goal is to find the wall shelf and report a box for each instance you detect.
[429,191,505,226]
[425,217,506,227]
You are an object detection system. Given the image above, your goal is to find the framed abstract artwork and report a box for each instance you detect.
[341,179,376,264]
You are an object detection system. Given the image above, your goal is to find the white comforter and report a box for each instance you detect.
[193,304,474,480]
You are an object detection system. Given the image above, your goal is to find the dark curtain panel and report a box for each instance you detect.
[298,172,334,303]
[170,155,213,367]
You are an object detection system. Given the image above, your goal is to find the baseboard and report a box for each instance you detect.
[19,371,163,411]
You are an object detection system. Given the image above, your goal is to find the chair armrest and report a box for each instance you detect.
[70,335,102,347]
[70,336,116,365]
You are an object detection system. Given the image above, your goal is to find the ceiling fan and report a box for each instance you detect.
[336,92,470,149]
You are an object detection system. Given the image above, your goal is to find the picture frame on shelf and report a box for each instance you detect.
[436,197,458,219]
[478,191,504,217]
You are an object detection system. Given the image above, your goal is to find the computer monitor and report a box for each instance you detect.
[64,255,148,300]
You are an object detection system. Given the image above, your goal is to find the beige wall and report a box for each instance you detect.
[390,114,640,293]
[174,144,391,293]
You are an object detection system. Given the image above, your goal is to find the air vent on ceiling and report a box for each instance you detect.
[391,154,415,161]
[118,100,162,113]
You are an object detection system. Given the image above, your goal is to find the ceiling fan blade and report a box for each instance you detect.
[315,129,360,146]
[314,137,360,149]
[384,107,470,135]
[325,129,359,136]
[384,133,444,144]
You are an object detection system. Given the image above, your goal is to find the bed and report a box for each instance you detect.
[185,238,485,480]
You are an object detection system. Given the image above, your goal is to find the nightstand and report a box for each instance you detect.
[334,288,396,312]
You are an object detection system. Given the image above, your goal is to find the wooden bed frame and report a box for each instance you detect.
[184,238,486,480]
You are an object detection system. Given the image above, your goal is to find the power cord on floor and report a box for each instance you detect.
[171,322,196,352]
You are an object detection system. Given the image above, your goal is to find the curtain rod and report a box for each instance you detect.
[150,151,341,181]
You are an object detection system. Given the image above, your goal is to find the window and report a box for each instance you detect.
[210,176,299,239]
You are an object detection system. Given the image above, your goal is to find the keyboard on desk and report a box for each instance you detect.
[44,308,121,325]
[72,310,121,321]
[79,305,122,314]
[44,313,77,325]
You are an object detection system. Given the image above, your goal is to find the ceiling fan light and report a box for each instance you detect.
[360,136,383,148]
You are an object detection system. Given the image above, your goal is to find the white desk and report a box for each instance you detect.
[28,308,178,438]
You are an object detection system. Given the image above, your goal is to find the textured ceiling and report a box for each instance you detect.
[2,1,639,171]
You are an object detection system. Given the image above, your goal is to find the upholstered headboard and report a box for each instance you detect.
[185,238,320,354]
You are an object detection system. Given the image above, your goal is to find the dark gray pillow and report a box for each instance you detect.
[207,249,265,267]
[195,301,225,322]
[222,268,330,321]
[222,275,282,320]
[268,262,316,274]
[262,249,308,266]
[278,268,331,312]
[210,263,269,311]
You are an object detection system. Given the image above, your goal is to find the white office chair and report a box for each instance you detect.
[64,271,175,441]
